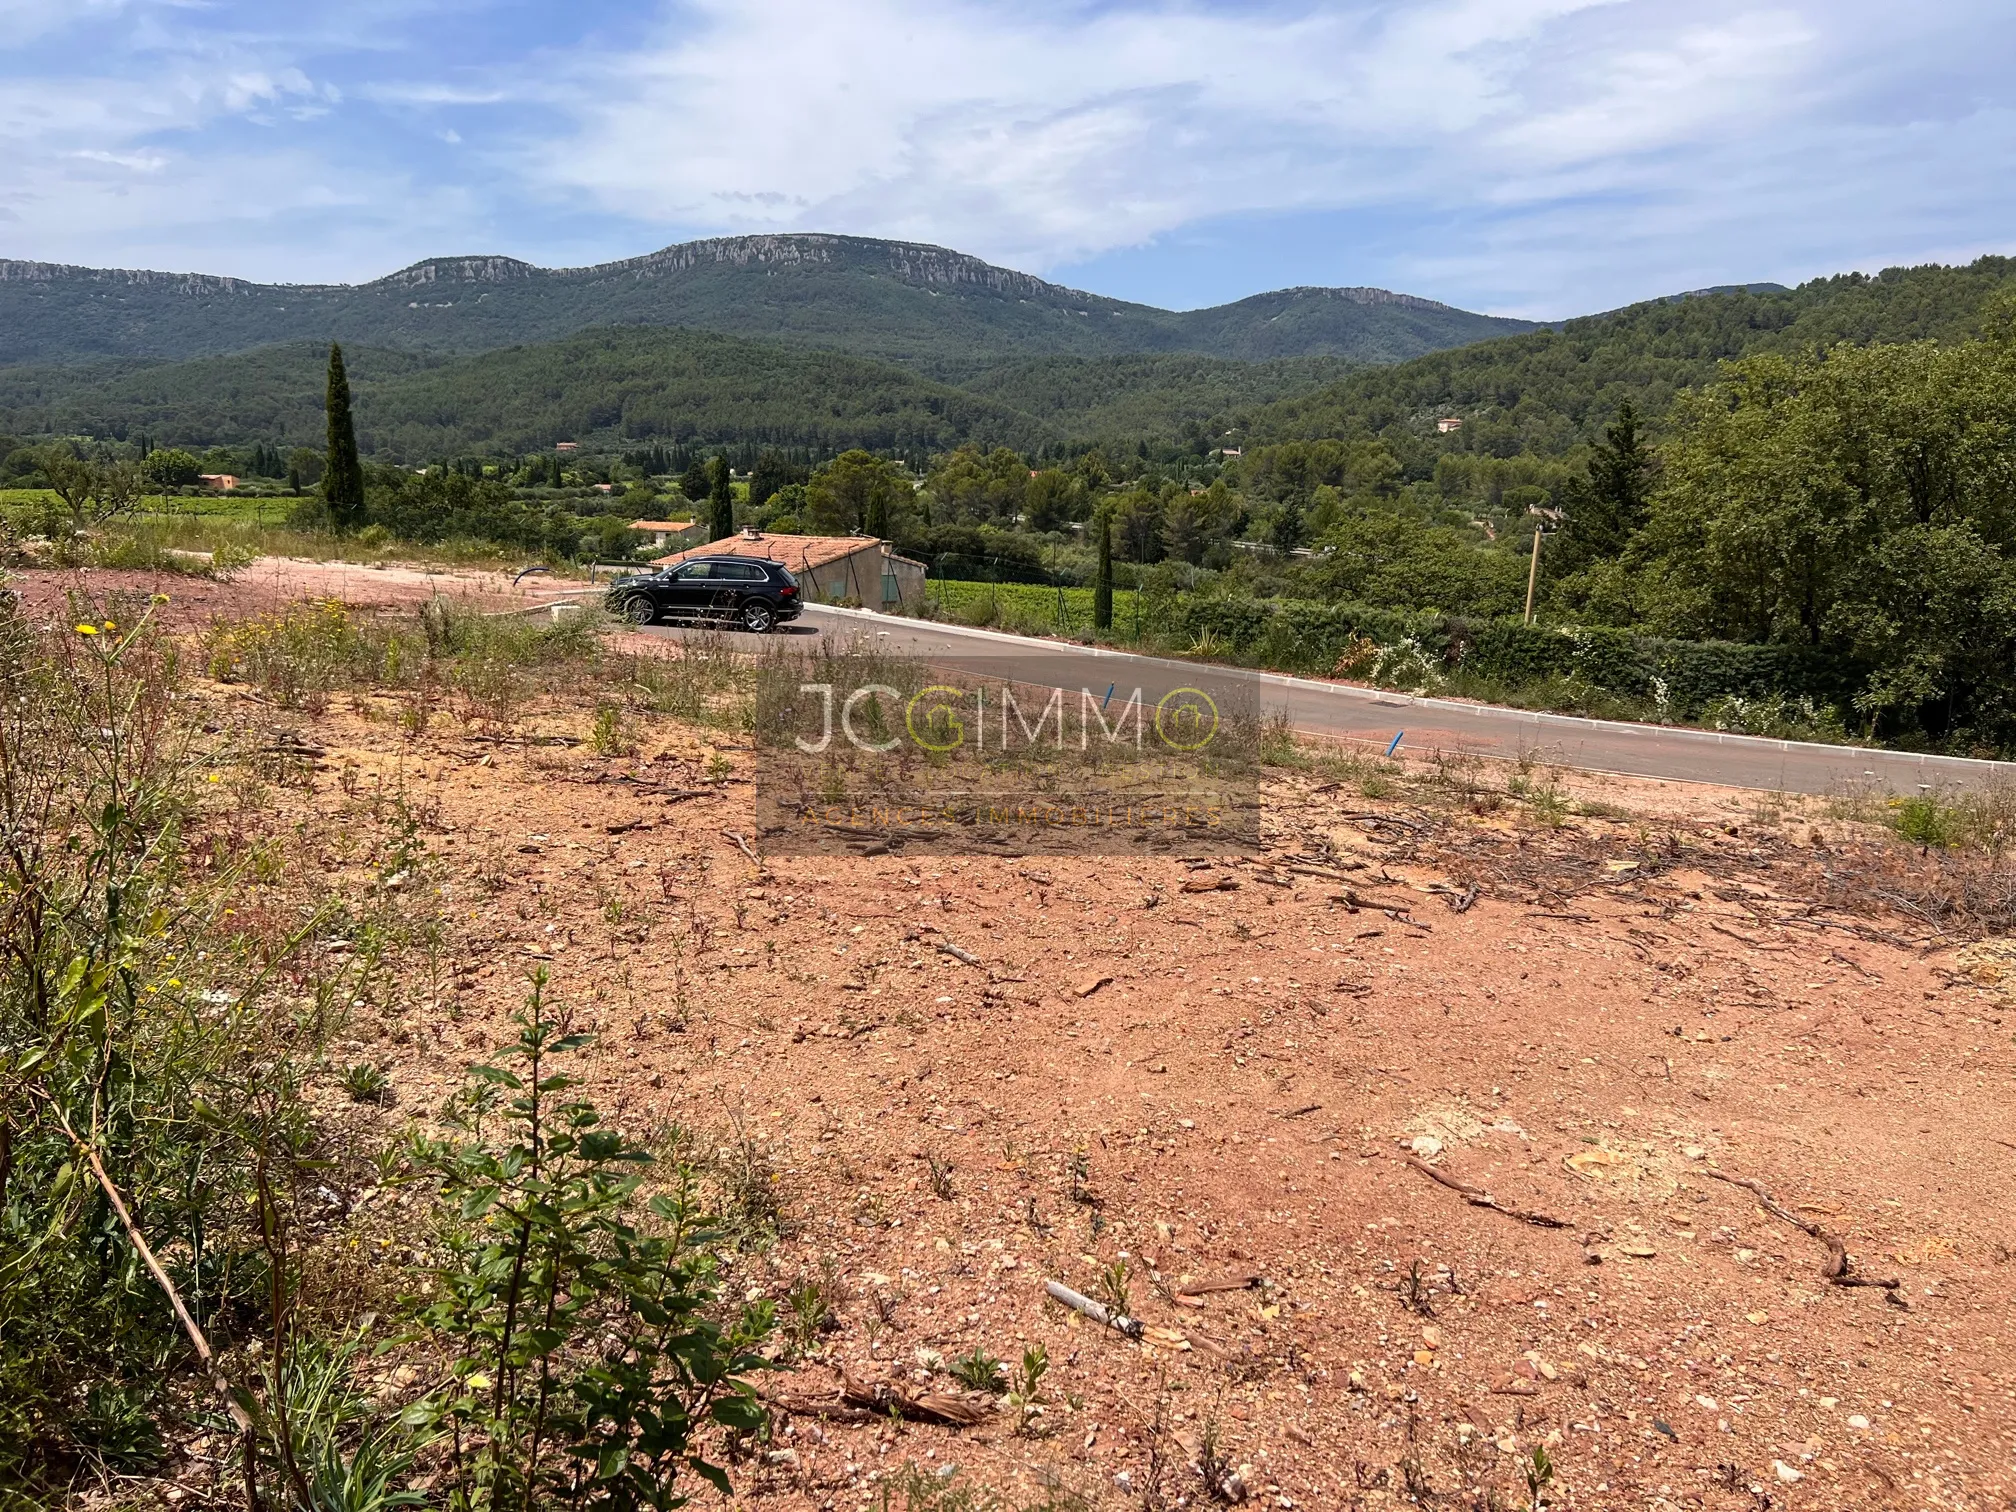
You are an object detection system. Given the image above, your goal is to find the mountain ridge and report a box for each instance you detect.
[0,232,1537,373]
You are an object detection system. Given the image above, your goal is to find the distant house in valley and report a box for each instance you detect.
[1436,417,1464,434]
[554,441,579,453]
[627,518,703,549]
[198,473,239,491]
[654,529,927,610]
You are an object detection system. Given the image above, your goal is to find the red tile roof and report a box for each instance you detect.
[652,532,916,572]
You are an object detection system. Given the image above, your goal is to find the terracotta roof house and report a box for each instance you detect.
[627,518,702,549]
[197,473,239,491]
[654,530,926,610]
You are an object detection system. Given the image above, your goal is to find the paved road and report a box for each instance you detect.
[637,603,2012,797]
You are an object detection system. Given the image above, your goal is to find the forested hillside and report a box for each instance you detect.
[0,329,1057,457]
[0,234,1534,372]
[957,353,1356,447]
[1249,257,2016,463]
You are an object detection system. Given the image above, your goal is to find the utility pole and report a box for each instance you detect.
[1523,521,1544,626]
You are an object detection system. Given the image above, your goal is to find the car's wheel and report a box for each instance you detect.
[621,595,658,626]
[740,599,777,633]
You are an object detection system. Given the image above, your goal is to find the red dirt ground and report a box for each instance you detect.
[10,558,588,628]
[75,564,2016,1511]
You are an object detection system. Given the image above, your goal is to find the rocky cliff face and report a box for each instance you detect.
[0,259,259,295]
[1263,286,1459,312]
[571,234,1074,303]
[370,257,542,289]
[0,238,1429,314]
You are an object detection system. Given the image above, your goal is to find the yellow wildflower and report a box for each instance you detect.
[75,624,98,636]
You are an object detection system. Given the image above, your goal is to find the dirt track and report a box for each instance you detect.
[9,557,582,627]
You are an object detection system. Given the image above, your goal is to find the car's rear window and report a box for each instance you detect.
[778,567,798,587]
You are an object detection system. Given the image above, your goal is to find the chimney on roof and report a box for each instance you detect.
[741,526,762,540]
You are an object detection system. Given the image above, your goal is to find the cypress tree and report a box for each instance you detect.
[1093,513,1113,631]
[322,343,365,531]
[709,454,735,541]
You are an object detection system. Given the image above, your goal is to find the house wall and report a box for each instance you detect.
[791,547,926,609]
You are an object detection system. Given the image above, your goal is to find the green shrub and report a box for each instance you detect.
[1891,794,1961,849]
[949,1349,1005,1393]
[408,972,775,1510]
[0,596,323,1499]
[340,1062,392,1104]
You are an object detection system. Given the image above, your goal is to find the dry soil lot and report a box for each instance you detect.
[23,564,2016,1512]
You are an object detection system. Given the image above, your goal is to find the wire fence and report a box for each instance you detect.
[924,577,1145,640]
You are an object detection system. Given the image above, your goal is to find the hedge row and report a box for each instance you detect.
[1141,595,1838,716]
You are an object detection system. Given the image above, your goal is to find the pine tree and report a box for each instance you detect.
[1555,400,1654,573]
[1093,513,1114,631]
[322,343,365,531]
[709,454,735,541]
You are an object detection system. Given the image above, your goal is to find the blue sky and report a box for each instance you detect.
[1,0,2011,318]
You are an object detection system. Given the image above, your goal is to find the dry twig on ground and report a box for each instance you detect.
[1403,1155,1572,1229]
[1702,1168,1907,1305]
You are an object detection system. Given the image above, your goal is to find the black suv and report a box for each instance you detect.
[605,556,802,632]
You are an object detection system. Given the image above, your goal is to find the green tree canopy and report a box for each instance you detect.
[805,450,907,536]
[925,446,1029,525]
[1631,328,2016,741]
[140,447,201,488]
[747,450,807,514]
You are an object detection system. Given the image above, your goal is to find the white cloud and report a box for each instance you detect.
[519,0,2013,307]
[528,0,1852,268]
[0,0,2011,312]
[0,0,130,45]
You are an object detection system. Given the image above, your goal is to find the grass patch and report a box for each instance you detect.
[924,578,1141,640]
[203,596,608,715]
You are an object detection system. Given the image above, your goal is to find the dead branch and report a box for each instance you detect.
[1173,1272,1264,1298]
[1708,920,1787,949]
[1288,861,1368,881]
[1431,882,1480,913]
[751,1384,876,1423]
[78,1141,265,1510]
[1044,1278,1145,1338]
[839,1368,990,1425]
[1402,1155,1572,1229]
[1339,812,1429,832]
[1702,1168,1906,1305]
